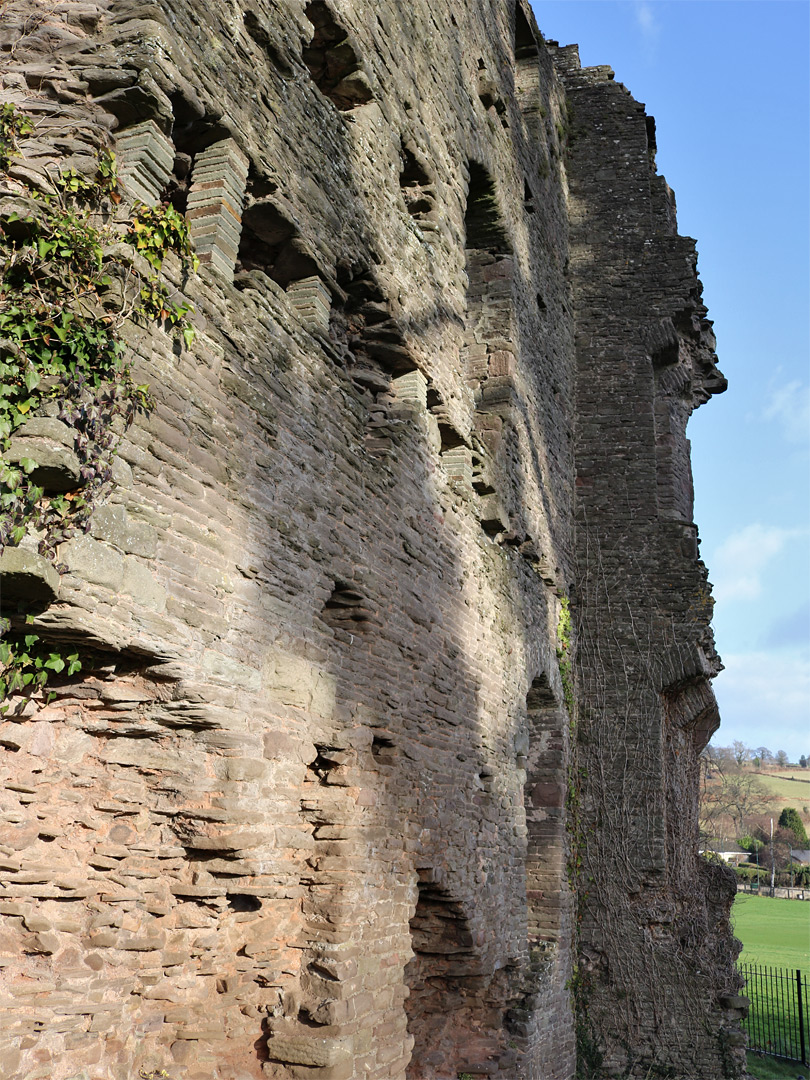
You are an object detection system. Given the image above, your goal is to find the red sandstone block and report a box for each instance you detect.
[488,350,515,377]
[353,789,378,807]
[482,258,514,281]
[531,782,564,806]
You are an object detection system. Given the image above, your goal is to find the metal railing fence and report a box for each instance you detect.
[739,962,808,1065]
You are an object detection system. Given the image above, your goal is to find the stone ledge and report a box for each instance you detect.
[0,547,60,610]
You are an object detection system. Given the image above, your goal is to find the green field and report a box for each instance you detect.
[735,896,809,1065]
[755,771,810,805]
[733,894,810,968]
[746,1051,806,1078]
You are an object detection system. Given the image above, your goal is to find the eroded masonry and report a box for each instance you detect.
[0,2,746,1078]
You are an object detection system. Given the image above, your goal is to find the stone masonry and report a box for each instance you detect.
[0,2,743,1079]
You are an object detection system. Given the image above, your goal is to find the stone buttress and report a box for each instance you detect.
[551,43,744,1079]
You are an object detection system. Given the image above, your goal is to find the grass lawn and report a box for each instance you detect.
[746,1051,808,1078]
[736,895,810,1065]
[733,894,810,968]
[755,772,810,805]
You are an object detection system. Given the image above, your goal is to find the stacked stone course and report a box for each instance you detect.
[0,2,742,1079]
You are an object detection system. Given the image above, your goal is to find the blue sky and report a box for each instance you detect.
[532,1,810,760]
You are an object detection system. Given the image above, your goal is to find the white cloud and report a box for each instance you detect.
[763,379,810,445]
[635,1,656,35]
[713,647,810,761]
[634,0,661,55]
[711,523,801,604]
[763,601,810,649]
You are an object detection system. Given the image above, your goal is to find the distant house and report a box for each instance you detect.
[700,841,748,866]
[790,849,810,864]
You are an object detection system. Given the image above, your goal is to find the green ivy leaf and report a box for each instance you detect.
[24,370,41,394]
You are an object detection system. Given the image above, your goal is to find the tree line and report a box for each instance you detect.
[700,741,810,889]
[705,740,808,771]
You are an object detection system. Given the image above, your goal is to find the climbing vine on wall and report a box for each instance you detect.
[557,595,574,715]
[0,614,81,714]
[0,103,198,707]
[0,102,32,172]
[0,103,197,561]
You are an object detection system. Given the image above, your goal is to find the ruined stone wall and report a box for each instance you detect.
[0,2,742,1079]
[554,47,746,1078]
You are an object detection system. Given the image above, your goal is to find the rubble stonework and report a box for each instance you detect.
[0,2,742,1079]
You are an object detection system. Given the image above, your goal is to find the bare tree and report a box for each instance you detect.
[756,746,773,765]
[700,768,769,840]
[776,750,789,768]
[724,772,769,834]
[732,740,753,768]
[704,743,734,776]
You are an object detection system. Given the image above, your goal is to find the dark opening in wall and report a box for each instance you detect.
[465,163,510,254]
[171,116,233,158]
[526,672,555,710]
[227,893,262,912]
[237,195,318,287]
[303,1,373,110]
[321,581,378,632]
[645,115,657,159]
[522,673,567,957]
[160,152,191,213]
[514,4,538,60]
[332,270,417,376]
[463,163,514,393]
[404,879,480,1078]
[399,140,435,221]
[371,735,396,762]
[514,4,542,123]
[438,422,465,453]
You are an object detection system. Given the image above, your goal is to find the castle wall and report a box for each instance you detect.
[0,2,577,1078]
[0,3,742,1079]
[555,48,745,1078]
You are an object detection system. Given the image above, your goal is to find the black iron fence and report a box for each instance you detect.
[739,962,809,1065]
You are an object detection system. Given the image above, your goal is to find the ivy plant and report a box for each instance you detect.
[0,105,197,561]
[557,595,574,715]
[0,104,198,706]
[0,102,33,172]
[0,615,81,713]
[128,201,199,348]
